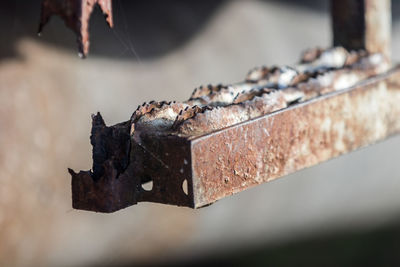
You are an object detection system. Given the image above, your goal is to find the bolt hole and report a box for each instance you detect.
[182,179,188,195]
[142,180,153,192]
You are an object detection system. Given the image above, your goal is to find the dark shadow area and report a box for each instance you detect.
[103,217,400,267]
[197,222,400,267]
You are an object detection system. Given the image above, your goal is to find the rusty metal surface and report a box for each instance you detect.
[190,68,400,207]
[70,67,400,212]
[68,47,387,212]
[38,0,113,57]
[331,0,391,62]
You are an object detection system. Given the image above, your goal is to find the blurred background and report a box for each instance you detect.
[1,0,400,266]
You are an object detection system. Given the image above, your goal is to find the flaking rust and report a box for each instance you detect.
[38,0,113,57]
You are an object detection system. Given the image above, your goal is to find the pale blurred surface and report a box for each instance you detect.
[1,1,400,266]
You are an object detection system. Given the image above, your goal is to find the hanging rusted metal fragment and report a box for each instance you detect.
[38,0,113,57]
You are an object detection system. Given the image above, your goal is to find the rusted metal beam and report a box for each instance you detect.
[331,0,391,62]
[67,45,396,212]
[70,67,400,212]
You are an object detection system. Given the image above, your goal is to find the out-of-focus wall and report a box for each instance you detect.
[1,1,400,266]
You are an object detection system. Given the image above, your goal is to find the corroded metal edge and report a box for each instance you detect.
[70,121,194,213]
[190,67,400,208]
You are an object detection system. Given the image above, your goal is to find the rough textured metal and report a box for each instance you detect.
[38,0,113,57]
[190,69,400,207]
[331,0,391,62]
[69,120,193,212]
[70,68,400,212]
